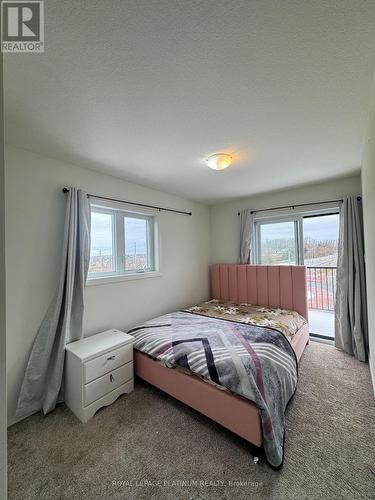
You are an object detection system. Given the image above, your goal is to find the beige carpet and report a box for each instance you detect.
[8,342,375,499]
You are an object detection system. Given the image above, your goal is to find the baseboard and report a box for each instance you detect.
[369,353,375,398]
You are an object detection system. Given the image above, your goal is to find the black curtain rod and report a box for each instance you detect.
[237,196,361,216]
[62,188,192,216]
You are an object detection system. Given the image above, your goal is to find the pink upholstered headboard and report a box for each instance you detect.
[211,264,308,320]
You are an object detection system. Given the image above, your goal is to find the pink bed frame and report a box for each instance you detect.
[135,264,309,449]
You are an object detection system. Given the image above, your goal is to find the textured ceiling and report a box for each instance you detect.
[4,0,375,204]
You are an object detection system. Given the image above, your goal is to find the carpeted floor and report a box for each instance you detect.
[8,341,375,499]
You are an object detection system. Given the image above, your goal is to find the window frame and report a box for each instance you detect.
[254,215,301,266]
[122,211,155,274]
[87,206,117,278]
[253,206,340,265]
[87,202,160,285]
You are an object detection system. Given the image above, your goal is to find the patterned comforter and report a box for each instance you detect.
[128,308,299,468]
[185,299,306,342]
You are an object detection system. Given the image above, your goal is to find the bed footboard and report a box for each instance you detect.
[134,351,263,447]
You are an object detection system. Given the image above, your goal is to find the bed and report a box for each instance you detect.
[129,264,309,468]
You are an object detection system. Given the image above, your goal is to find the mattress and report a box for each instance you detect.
[131,301,307,386]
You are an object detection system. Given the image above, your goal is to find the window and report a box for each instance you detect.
[303,214,339,267]
[88,204,158,282]
[90,210,115,274]
[257,219,298,265]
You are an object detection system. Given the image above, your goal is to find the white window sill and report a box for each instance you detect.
[86,271,162,286]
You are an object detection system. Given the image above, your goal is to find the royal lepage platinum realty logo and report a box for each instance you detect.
[1,1,44,52]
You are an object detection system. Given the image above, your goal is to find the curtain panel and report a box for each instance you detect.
[335,196,368,362]
[239,209,255,264]
[15,188,91,420]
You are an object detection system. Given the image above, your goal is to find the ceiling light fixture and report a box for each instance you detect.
[206,153,232,171]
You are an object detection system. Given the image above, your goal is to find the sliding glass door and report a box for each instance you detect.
[254,210,340,339]
[303,214,339,339]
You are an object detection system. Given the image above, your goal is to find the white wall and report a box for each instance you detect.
[5,145,211,425]
[0,55,7,499]
[362,72,375,394]
[210,175,362,264]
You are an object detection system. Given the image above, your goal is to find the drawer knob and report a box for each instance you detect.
[110,374,114,382]
[107,355,115,361]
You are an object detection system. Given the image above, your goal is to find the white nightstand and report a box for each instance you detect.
[65,329,134,423]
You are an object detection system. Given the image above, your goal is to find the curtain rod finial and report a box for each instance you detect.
[62,188,69,194]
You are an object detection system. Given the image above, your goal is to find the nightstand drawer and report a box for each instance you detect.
[84,362,133,406]
[84,344,133,383]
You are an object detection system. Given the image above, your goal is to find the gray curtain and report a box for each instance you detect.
[15,188,91,420]
[239,209,255,264]
[335,196,368,361]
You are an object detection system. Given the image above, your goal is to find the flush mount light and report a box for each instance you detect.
[206,153,232,171]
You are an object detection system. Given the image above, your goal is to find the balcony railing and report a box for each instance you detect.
[306,267,337,311]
